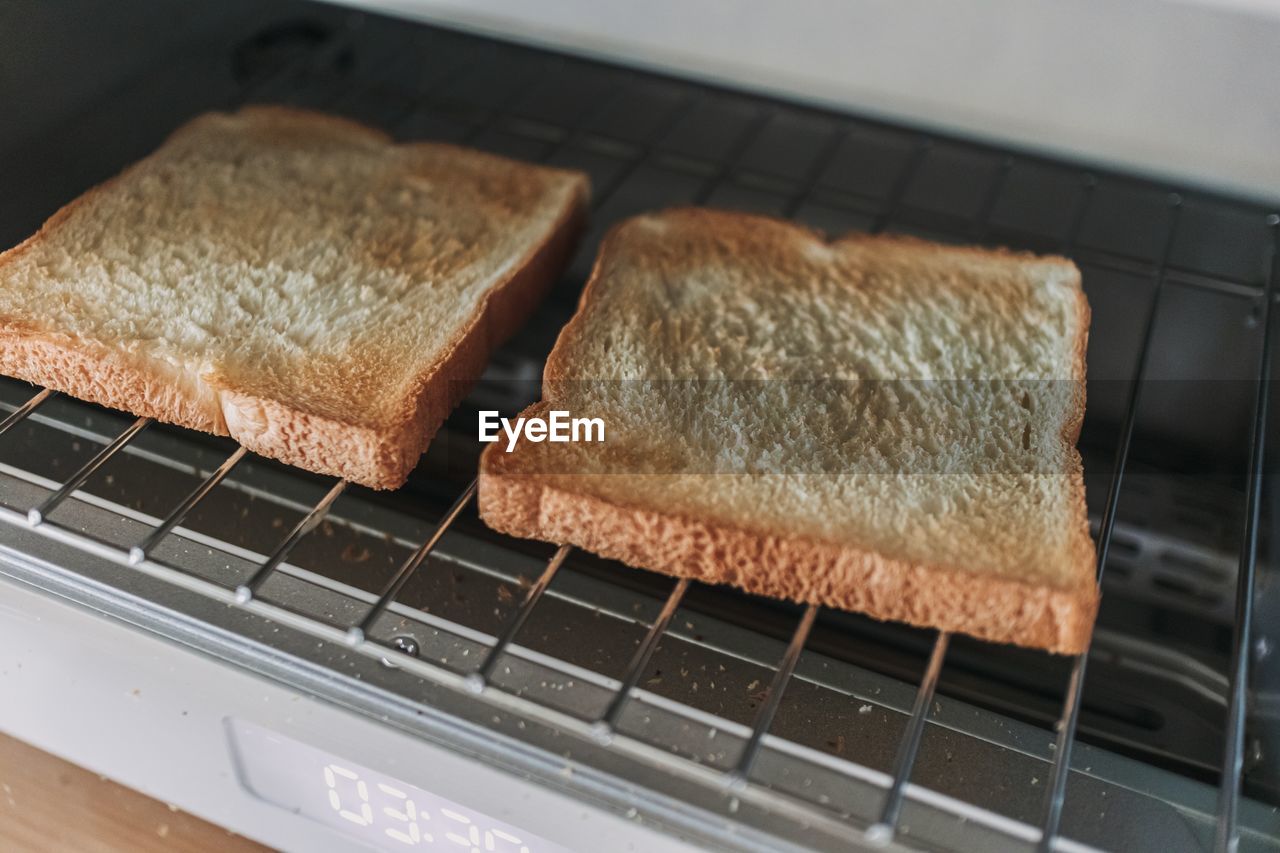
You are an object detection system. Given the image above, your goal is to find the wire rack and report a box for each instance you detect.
[0,6,1277,852]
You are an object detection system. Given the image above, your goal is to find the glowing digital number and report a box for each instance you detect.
[322,758,538,851]
[441,808,484,851]
[486,827,532,853]
[378,782,431,845]
[438,808,532,853]
[323,763,373,827]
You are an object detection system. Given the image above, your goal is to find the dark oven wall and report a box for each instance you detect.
[0,1,275,162]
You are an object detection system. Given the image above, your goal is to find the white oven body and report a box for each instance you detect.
[0,575,696,853]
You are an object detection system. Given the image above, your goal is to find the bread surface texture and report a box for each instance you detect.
[0,106,589,488]
[479,207,1097,653]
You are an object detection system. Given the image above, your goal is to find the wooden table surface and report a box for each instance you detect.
[0,731,268,852]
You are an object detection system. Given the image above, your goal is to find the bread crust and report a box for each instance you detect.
[0,106,589,489]
[478,470,1098,653]
[0,325,226,433]
[479,207,1098,654]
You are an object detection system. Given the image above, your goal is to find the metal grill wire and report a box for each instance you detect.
[1036,193,1184,851]
[1213,229,1277,853]
[0,18,1275,853]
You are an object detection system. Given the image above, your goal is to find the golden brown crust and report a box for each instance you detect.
[0,106,589,489]
[226,104,396,145]
[478,466,1098,654]
[480,206,1098,653]
[0,328,224,433]
[835,229,1079,269]
[590,206,1080,268]
[1063,276,1097,628]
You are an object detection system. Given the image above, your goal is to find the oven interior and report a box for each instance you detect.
[0,2,1276,851]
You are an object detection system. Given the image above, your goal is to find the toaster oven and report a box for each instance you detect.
[0,1,1276,851]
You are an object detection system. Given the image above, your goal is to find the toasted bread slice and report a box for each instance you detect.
[0,106,589,488]
[479,208,1097,653]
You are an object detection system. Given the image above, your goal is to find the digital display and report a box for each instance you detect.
[227,719,570,852]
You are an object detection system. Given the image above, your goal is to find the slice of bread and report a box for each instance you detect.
[479,208,1098,653]
[0,106,589,489]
